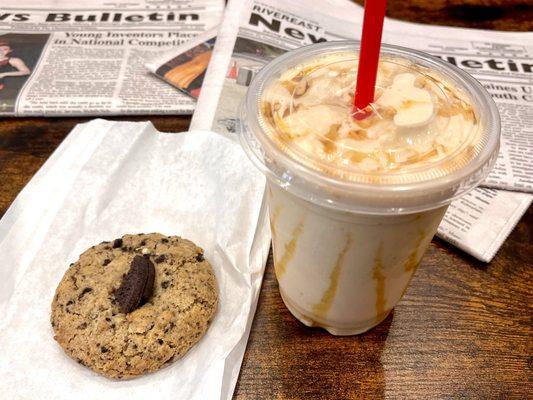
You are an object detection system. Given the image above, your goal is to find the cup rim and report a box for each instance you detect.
[239,40,501,215]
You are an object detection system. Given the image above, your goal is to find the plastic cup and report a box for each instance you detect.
[239,41,500,335]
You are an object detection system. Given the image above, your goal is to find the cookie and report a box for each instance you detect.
[50,233,218,379]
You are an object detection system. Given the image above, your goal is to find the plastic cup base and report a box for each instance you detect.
[279,288,392,336]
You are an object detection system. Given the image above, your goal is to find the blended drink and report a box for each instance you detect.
[240,42,500,335]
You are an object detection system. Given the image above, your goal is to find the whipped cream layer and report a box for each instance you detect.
[260,52,480,176]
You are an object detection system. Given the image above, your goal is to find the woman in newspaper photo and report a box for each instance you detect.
[0,40,31,91]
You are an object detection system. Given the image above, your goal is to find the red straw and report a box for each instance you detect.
[353,0,387,118]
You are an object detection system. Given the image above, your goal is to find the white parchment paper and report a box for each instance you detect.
[0,119,270,400]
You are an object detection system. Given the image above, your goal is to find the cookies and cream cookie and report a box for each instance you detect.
[51,233,218,379]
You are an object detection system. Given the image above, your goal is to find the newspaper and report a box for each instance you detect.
[437,188,531,261]
[190,0,532,262]
[0,0,223,116]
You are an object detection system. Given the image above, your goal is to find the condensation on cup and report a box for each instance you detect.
[240,41,500,335]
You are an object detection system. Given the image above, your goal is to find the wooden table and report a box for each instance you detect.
[1,2,531,399]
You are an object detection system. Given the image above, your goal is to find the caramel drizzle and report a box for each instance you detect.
[312,235,353,319]
[404,229,426,272]
[262,61,480,181]
[372,243,386,322]
[269,206,281,239]
[274,221,304,280]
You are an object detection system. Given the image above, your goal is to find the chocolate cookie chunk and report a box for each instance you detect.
[115,255,155,313]
[50,233,218,379]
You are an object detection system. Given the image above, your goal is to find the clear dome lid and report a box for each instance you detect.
[240,42,500,214]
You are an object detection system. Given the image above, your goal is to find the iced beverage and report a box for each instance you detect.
[240,42,500,335]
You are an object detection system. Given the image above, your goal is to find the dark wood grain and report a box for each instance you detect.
[0,1,531,399]
[357,0,533,31]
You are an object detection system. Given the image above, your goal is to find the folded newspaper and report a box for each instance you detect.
[188,0,532,262]
[0,0,223,116]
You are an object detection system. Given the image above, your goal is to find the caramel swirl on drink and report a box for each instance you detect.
[260,53,480,176]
